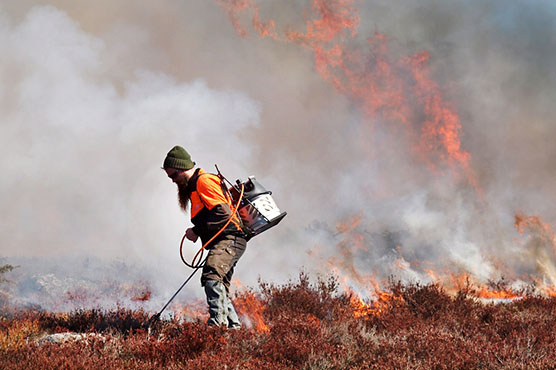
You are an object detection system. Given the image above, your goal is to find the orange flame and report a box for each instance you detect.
[515,213,556,245]
[406,52,472,174]
[286,0,359,45]
[429,271,522,300]
[475,286,519,300]
[233,290,269,333]
[540,285,556,298]
[215,0,278,39]
[216,0,477,186]
[335,213,362,234]
[348,287,402,319]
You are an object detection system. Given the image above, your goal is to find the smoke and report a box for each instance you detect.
[1,0,556,310]
[0,4,261,309]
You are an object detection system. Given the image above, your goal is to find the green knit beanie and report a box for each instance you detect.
[163,146,195,170]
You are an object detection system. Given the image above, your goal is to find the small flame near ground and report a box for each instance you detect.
[232,279,269,332]
[233,290,270,333]
[349,288,403,319]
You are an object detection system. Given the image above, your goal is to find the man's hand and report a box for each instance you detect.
[185,228,199,242]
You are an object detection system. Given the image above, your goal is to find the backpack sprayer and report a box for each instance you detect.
[147,166,286,329]
[222,166,287,240]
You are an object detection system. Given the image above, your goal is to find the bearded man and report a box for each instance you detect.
[162,145,246,329]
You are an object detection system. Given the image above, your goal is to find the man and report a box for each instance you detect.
[162,145,246,329]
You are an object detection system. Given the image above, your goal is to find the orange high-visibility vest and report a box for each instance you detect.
[189,169,243,238]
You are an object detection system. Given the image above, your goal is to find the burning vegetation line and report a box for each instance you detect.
[325,209,556,300]
[215,0,475,184]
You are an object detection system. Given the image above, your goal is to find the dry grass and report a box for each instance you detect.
[1,274,555,369]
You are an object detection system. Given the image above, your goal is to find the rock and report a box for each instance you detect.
[37,332,104,345]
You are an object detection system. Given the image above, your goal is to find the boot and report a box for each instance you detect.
[204,280,228,326]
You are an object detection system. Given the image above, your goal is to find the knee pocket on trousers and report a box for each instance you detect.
[206,250,233,275]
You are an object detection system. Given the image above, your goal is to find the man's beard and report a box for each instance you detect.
[177,180,190,212]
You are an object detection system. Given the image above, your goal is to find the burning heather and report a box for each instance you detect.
[1,0,556,367]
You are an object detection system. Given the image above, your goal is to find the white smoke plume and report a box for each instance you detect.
[1,0,556,311]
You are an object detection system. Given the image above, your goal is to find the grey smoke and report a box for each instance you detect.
[1,0,555,311]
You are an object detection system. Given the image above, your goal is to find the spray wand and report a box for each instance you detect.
[145,257,207,329]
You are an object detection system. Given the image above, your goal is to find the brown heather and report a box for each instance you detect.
[1,273,555,369]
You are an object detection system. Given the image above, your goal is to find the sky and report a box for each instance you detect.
[1,0,556,311]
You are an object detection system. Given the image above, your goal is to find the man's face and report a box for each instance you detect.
[165,168,191,212]
[164,168,187,185]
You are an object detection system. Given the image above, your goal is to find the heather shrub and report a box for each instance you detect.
[35,307,150,334]
[1,276,555,369]
[259,272,349,322]
[0,317,40,350]
[258,313,329,366]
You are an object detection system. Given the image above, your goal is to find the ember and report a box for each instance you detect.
[131,289,151,302]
